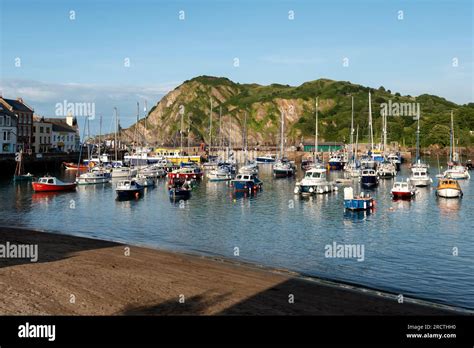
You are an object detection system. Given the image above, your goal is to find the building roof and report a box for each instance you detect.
[51,121,77,133]
[0,104,16,117]
[304,142,345,146]
[0,98,34,112]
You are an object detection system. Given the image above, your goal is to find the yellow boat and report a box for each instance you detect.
[154,148,201,165]
[436,178,463,198]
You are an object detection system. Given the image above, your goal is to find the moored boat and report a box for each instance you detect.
[207,166,232,181]
[409,163,433,187]
[76,170,111,185]
[391,181,416,199]
[343,187,375,211]
[63,162,89,171]
[231,173,262,192]
[436,178,463,198]
[273,158,295,178]
[294,167,336,195]
[115,179,144,199]
[256,154,276,164]
[32,176,77,192]
[360,169,378,188]
[377,162,397,178]
[168,178,192,199]
[328,153,345,170]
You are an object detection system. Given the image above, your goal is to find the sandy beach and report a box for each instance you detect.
[0,226,466,315]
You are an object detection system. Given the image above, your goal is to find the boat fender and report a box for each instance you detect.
[294,187,300,194]
[135,192,140,199]
[309,187,314,193]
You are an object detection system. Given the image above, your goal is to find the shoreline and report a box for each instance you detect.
[0,226,470,315]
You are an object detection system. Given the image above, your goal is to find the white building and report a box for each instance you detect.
[32,116,52,153]
[0,104,17,153]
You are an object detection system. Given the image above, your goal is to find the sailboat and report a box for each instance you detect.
[377,105,396,178]
[442,111,470,180]
[239,111,259,175]
[13,150,34,181]
[408,114,433,187]
[273,111,295,177]
[76,115,112,185]
[344,96,360,177]
[360,92,376,169]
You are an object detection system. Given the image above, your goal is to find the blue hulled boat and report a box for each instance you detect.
[343,187,375,211]
[360,169,379,188]
[231,173,263,192]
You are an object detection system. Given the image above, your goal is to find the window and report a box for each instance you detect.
[54,135,56,141]
[46,127,50,134]
[33,126,36,133]
[0,117,3,127]
[40,127,44,133]
[40,136,42,144]
[6,116,10,127]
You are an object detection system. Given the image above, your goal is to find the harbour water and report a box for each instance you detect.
[1,159,473,310]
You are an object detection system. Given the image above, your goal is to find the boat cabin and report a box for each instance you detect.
[361,169,376,176]
[38,177,56,184]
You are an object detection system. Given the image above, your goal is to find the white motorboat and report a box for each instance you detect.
[377,162,397,178]
[443,165,470,180]
[207,167,232,181]
[409,163,433,187]
[294,167,336,194]
[111,166,138,178]
[133,173,155,187]
[76,170,111,185]
[391,180,416,199]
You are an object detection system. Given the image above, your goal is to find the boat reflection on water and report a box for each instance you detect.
[437,196,462,217]
[31,191,75,204]
[343,209,373,222]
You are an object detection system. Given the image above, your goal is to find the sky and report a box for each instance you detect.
[0,0,472,135]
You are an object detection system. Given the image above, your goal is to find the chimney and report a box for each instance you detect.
[17,97,24,103]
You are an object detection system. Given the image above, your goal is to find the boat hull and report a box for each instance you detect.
[169,188,191,199]
[32,182,77,192]
[232,180,262,192]
[167,172,203,180]
[436,188,462,198]
[409,178,432,187]
[273,169,293,178]
[116,189,143,199]
[344,198,375,211]
[361,176,378,187]
[63,162,88,170]
[391,191,414,199]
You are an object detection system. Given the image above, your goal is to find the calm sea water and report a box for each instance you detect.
[1,159,473,310]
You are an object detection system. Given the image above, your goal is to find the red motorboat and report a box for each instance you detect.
[167,167,203,180]
[32,176,77,192]
[63,162,89,170]
[390,181,416,199]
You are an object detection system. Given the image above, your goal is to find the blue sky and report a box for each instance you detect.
[1,0,472,134]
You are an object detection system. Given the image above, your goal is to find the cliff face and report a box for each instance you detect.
[121,76,474,147]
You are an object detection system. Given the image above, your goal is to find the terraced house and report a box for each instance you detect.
[0,97,34,152]
[0,104,17,153]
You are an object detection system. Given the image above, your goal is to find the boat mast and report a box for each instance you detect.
[350,96,354,161]
[187,113,190,156]
[450,110,455,163]
[368,91,374,151]
[243,111,248,164]
[280,110,284,159]
[416,114,420,164]
[209,97,213,156]
[315,97,319,163]
[114,107,118,162]
[355,124,359,161]
[98,114,102,165]
[144,100,147,146]
[180,107,184,154]
[383,104,387,154]
[219,106,222,151]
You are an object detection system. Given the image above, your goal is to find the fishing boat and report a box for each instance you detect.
[13,151,34,181]
[231,173,263,192]
[328,153,345,170]
[435,178,463,198]
[294,166,336,195]
[409,163,433,187]
[168,178,192,199]
[391,181,417,199]
[32,176,77,192]
[344,97,360,178]
[343,187,375,211]
[167,162,203,180]
[115,179,144,199]
[361,92,377,170]
[360,169,379,188]
[256,154,276,164]
[76,170,111,185]
[377,162,397,178]
[207,166,232,181]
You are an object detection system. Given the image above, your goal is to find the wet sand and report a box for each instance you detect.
[0,226,466,315]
